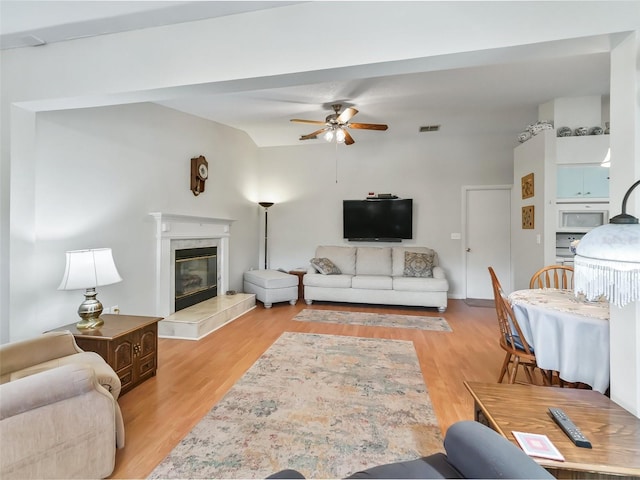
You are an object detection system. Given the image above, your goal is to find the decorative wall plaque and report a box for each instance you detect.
[521,173,534,199]
[522,205,535,229]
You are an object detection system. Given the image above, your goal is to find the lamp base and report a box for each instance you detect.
[77,288,104,329]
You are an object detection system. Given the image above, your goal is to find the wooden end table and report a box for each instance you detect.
[288,269,306,300]
[464,381,640,479]
[49,314,162,395]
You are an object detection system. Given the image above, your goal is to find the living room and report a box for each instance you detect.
[2,1,638,337]
[1,2,639,477]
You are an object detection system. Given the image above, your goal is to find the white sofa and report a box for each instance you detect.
[303,245,449,311]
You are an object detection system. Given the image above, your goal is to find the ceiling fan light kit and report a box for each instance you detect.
[291,104,387,146]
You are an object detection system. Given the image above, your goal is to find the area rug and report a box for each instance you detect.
[149,332,443,479]
[293,309,452,332]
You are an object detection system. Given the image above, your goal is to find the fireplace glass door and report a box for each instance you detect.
[174,247,217,311]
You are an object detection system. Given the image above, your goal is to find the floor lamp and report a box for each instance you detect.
[259,202,274,269]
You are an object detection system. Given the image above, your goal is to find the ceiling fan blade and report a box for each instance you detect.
[290,119,327,125]
[337,107,358,124]
[343,129,355,145]
[348,122,388,131]
[299,128,327,140]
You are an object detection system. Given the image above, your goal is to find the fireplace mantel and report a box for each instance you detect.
[150,212,235,316]
[150,212,235,234]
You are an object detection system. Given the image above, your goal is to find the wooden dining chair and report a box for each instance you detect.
[529,265,574,289]
[488,267,552,386]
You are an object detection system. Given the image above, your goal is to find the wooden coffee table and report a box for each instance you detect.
[464,381,640,479]
[49,314,161,395]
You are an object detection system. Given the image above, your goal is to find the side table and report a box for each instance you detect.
[48,314,162,395]
[288,269,306,300]
[464,381,640,478]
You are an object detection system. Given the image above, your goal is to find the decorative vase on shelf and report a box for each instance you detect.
[574,126,588,136]
[589,126,603,135]
[518,131,532,143]
[557,126,572,137]
[527,121,554,136]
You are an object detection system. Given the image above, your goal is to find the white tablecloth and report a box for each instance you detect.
[508,288,610,393]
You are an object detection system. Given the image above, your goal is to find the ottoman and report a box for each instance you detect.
[243,270,298,308]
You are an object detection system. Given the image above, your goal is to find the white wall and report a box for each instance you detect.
[7,100,526,341]
[258,108,526,297]
[11,103,260,340]
[608,31,640,417]
[512,133,551,291]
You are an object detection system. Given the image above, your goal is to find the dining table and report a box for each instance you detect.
[507,288,610,393]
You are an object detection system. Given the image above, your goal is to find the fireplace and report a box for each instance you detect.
[174,247,217,311]
[150,212,233,317]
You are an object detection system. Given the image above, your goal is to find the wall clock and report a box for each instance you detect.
[190,155,208,196]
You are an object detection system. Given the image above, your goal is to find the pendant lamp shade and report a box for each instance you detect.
[574,180,640,308]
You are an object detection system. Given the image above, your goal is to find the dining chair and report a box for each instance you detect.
[488,267,552,386]
[529,265,574,289]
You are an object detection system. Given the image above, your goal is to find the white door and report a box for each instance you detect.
[465,187,511,299]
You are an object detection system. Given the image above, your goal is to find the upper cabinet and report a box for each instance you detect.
[557,164,610,200]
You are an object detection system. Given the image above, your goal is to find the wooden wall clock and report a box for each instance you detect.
[190,155,208,196]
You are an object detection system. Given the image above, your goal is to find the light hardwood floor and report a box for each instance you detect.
[111,299,504,479]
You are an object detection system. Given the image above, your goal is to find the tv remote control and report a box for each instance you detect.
[548,407,592,448]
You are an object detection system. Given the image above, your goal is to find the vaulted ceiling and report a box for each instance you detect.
[0,1,616,147]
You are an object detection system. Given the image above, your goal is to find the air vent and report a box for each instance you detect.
[419,125,440,133]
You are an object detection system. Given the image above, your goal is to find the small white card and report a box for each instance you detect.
[512,431,565,461]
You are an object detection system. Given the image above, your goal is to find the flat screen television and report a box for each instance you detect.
[343,198,413,241]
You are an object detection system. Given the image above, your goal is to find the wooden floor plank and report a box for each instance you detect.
[110,299,504,479]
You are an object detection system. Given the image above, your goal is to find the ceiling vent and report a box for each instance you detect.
[419,125,440,133]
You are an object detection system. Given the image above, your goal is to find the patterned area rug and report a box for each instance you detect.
[149,332,443,479]
[293,309,452,332]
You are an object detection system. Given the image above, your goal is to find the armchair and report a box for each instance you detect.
[0,364,120,479]
[0,331,125,479]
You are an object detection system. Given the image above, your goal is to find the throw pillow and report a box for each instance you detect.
[403,251,434,278]
[310,257,341,275]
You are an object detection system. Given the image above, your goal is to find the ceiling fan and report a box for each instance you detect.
[290,104,388,145]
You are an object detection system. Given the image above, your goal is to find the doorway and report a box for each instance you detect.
[464,186,511,300]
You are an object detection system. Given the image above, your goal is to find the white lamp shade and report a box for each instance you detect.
[574,223,640,307]
[58,248,122,290]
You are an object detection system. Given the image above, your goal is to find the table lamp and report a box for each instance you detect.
[574,179,640,307]
[58,248,122,329]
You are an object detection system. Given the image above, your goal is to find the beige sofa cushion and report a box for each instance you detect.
[356,247,392,276]
[316,246,356,275]
[393,276,450,292]
[392,247,437,277]
[352,275,393,290]
[303,273,353,288]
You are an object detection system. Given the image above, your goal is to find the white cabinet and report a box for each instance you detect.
[557,165,609,200]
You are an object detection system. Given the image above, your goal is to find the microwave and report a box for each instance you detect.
[557,204,609,232]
